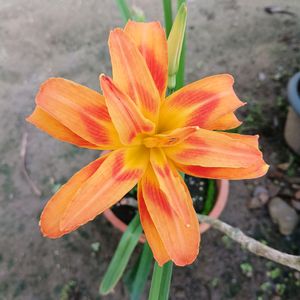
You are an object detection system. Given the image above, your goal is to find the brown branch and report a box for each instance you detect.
[20,131,42,197]
[198,214,300,271]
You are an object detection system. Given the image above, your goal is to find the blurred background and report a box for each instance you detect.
[1,0,300,299]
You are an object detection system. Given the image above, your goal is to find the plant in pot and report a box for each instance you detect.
[26,0,300,299]
[284,72,300,155]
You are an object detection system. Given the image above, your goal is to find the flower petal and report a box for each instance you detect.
[35,78,121,149]
[204,112,242,130]
[143,126,198,148]
[176,159,269,180]
[150,148,193,225]
[124,21,168,98]
[141,165,200,266]
[60,147,149,232]
[109,29,161,123]
[40,154,109,238]
[100,75,155,145]
[138,184,170,266]
[27,107,99,149]
[158,74,244,132]
[173,132,269,179]
[165,128,263,168]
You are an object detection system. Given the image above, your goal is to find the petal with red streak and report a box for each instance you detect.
[150,148,192,225]
[40,153,108,238]
[109,29,161,123]
[100,75,155,145]
[138,184,170,266]
[176,159,269,180]
[143,126,199,148]
[35,78,121,149]
[165,128,263,168]
[158,74,244,132]
[27,107,99,149]
[124,21,168,98]
[204,112,242,130]
[141,165,200,266]
[60,147,149,232]
[174,132,269,179]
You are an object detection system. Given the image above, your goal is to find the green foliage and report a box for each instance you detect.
[115,0,132,22]
[149,261,173,300]
[202,179,215,215]
[99,214,142,295]
[240,262,253,278]
[124,242,153,300]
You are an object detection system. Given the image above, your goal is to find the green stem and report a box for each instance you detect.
[175,0,186,90]
[148,261,173,300]
[163,0,173,37]
[115,0,132,22]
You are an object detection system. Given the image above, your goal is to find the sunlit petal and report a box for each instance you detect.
[100,75,155,145]
[35,78,121,149]
[27,107,99,149]
[109,29,161,123]
[158,74,244,132]
[165,128,262,168]
[40,153,109,238]
[138,184,170,266]
[124,21,168,98]
[60,147,149,232]
[141,165,200,266]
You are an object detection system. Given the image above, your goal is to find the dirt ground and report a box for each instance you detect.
[1,0,300,299]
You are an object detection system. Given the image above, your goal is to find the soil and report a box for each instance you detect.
[1,0,300,299]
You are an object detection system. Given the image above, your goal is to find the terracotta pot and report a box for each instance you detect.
[103,179,229,243]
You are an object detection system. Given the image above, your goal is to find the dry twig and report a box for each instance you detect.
[198,214,300,271]
[20,131,42,196]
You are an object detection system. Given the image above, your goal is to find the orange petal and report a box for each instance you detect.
[60,147,149,232]
[143,126,199,148]
[109,29,161,123]
[138,184,170,266]
[158,74,244,132]
[165,128,263,168]
[141,165,200,266]
[204,112,242,130]
[124,21,168,98]
[150,148,193,225]
[34,78,121,149]
[40,153,108,238]
[100,75,155,145]
[176,158,269,180]
[27,107,99,149]
[220,132,260,147]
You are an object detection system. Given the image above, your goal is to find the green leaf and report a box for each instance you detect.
[115,0,132,22]
[148,261,173,300]
[130,242,153,300]
[99,214,143,295]
[202,179,216,215]
[163,0,173,37]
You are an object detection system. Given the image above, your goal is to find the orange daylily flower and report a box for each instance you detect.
[27,21,268,267]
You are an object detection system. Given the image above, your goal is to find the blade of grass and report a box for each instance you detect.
[175,0,186,90]
[148,261,173,300]
[163,0,173,37]
[130,242,153,300]
[115,0,132,22]
[99,213,143,295]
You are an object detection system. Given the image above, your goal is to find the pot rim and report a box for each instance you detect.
[103,179,229,243]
